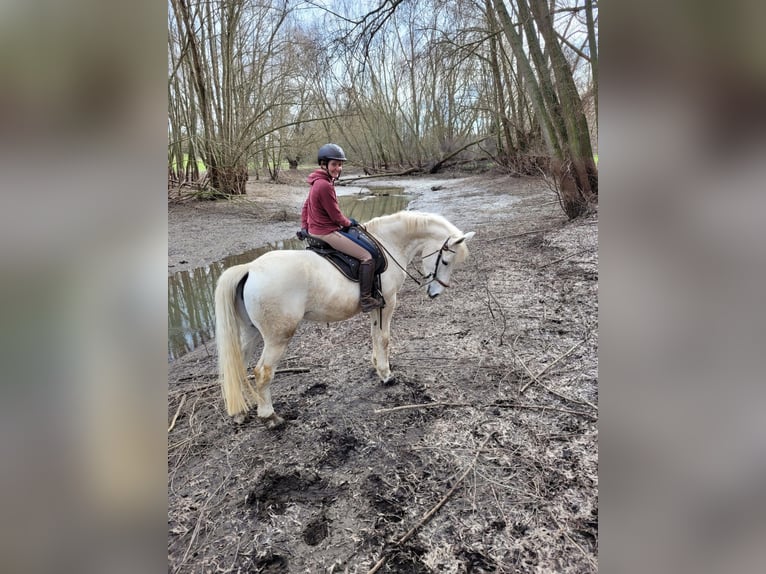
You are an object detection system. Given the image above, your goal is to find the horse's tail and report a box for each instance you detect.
[215,263,256,417]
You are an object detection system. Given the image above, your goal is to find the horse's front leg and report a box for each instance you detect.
[370,296,395,383]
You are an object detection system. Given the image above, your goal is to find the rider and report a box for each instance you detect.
[300,143,383,313]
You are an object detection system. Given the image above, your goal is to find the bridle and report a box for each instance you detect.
[422,238,456,288]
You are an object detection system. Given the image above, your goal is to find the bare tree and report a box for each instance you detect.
[493,0,597,217]
[168,0,598,210]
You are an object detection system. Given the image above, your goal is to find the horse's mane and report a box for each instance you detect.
[366,210,461,237]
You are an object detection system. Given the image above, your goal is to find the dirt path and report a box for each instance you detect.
[168,170,598,573]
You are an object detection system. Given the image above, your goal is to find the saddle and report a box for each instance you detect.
[305,226,388,282]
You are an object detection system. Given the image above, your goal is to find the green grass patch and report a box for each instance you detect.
[170,154,206,172]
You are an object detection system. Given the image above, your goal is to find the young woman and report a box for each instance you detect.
[300,143,383,312]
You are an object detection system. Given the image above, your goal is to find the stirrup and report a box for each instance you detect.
[360,297,383,312]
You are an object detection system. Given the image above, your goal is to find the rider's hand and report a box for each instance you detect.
[296,228,308,240]
[349,218,359,227]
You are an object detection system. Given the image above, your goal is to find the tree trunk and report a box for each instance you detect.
[208,164,248,197]
[586,0,598,121]
[486,0,515,165]
[492,0,561,158]
[530,0,597,202]
[493,0,597,218]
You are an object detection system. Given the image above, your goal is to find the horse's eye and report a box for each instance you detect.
[442,261,449,266]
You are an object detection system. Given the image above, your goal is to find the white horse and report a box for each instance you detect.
[214,210,475,428]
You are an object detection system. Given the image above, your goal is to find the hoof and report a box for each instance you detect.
[381,375,397,387]
[233,413,247,425]
[262,414,285,430]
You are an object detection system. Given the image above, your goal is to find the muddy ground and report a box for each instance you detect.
[168,169,598,573]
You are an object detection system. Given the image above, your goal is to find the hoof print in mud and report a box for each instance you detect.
[302,515,329,546]
[246,469,340,519]
[458,548,497,572]
[250,553,288,573]
[303,382,328,396]
[319,430,360,467]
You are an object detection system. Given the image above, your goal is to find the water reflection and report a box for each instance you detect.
[168,190,411,360]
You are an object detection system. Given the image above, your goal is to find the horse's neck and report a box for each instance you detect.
[371,215,447,265]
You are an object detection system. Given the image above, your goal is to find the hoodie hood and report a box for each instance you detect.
[307,168,332,185]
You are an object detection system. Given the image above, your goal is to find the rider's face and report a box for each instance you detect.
[326,159,343,179]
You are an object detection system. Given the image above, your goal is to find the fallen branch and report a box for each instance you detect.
[537,248,595,269]
[373,400,595,420]
[169,367,311,396]
[367,433,495,574]
[168,394,187,433]
[482,226,561,242]
[493,400,596,421]
[427,134,494,174]
[336,167,422,185]
[169,380,218,396]
[374,401,470,414]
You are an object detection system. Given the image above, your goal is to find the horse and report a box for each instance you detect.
[214,210,475,428]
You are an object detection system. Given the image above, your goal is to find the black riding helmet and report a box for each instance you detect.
[317,143,347,165]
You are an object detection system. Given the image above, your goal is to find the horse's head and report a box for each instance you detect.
[422,231,475,298]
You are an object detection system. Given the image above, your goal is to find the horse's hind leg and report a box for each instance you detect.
[252,336,291,429]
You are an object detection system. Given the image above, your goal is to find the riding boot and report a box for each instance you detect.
[358,260,383,312]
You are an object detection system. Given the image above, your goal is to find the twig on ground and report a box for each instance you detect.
[170,367,310,396]
[508,344,540,387]
[537,248,595,269]
[548,511,598,571]
[537,382,598,411]
[174,473,231,574]
[168,437,193,452]
[485,283,507,346]
[168,394,187,433]
[367,433,496,574]
[170,379,218,395]
[493,401,596,421]
[373,401,595,420]
[520,339,587,393]
[509,339,597,411]
[484,227,560,242]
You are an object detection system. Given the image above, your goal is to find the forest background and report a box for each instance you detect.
[168,0,598,218]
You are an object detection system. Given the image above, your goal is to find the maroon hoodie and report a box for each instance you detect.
[301,168,352,235]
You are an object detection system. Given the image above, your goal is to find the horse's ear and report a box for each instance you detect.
[451,231,475,245]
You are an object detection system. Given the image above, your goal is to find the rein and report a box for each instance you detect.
[361,225,454,288]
